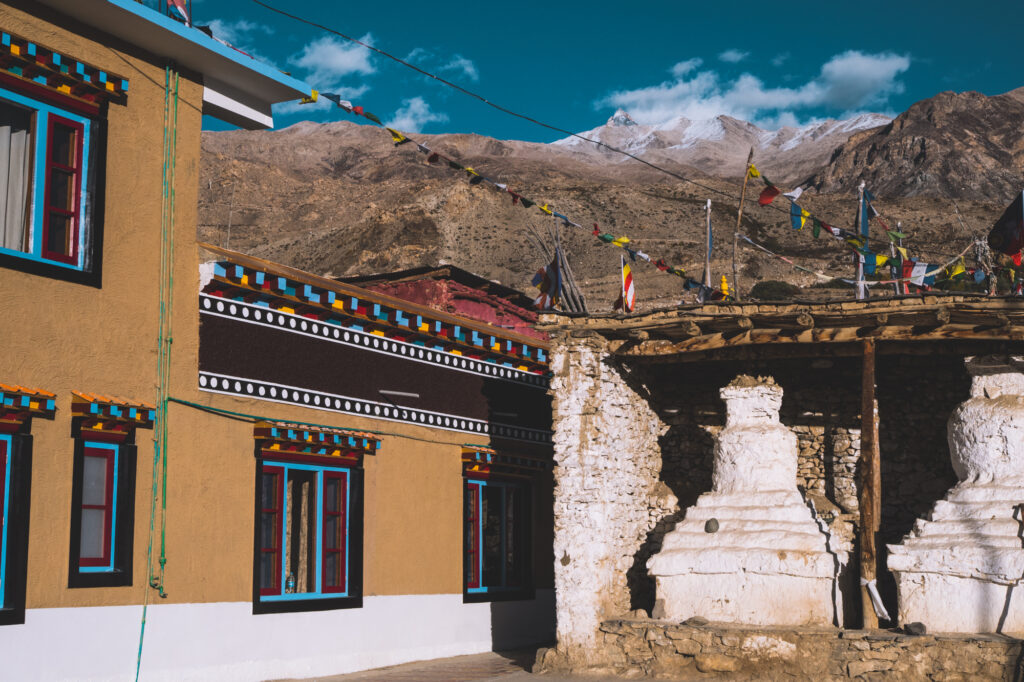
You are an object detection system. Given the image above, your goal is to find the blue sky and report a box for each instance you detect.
[198,0,1022,141]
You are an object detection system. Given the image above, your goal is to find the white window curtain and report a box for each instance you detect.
[0,104,33,252]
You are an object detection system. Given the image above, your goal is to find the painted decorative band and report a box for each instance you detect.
[200,295,549,390]
[198,371,553,444]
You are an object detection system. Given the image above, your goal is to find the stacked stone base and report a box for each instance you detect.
[537,619,1023,680]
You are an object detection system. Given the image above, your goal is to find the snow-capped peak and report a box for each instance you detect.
[607,109,638,127]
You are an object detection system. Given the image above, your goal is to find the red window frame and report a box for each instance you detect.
[78,446,114,567]
[465,482,481,590]
[259,465,284,596]
[41,114,84,265]
[321,470,348,594]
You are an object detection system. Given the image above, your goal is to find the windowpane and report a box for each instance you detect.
[260,513,276,549]
[324,516,341,550]
[481,486,503,587]
[0,101,32,253]
[49,169,74,211]
[261,473,277,509]
[259,552,277,590]
[323,553,340,588]
[324,478,338,512]
[79,508,105,558]
[81,455,107,506]
[46,213,72,256]
[50,123,76,167]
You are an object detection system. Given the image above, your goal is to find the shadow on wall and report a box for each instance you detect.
[489,589,556,651]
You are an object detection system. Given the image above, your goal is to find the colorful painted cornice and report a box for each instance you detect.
[0,383,56,431]
[206,259,549,374]
[71,392,155,441]
[254,420,380,464]
[0,29,129,104]
[461,444,547,478]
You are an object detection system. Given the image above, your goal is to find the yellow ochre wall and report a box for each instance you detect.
[0,1,553,612]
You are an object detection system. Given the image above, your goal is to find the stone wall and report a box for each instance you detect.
[549,333,676,663]
[538,618,1023,680]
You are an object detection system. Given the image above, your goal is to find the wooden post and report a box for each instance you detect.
[855,182,866,300]
[858,338,882,629]
[703,199,712,288]
[732,147,754,301]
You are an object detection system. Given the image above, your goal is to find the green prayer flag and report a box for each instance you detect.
[363,111,382,124]
[812,218,821,239]
[448,160,464,170]
[520,198,535,208]
[598,233,614,243]
[887,230,907,241]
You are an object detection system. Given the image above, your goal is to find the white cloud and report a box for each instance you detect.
[440,55,479,82]
[387,97,448,133]
[600,50,910,129]
[670,58,702,78]
[771,52,790,67]
[207,18,272,46]
[291,35,376,89]
[718,49,749,63]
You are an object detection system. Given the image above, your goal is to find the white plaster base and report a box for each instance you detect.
[0,590,555,682]
[654,572,834,627]
[894,572,1024,634]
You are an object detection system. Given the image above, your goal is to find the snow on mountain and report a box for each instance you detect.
[551,110,892,183]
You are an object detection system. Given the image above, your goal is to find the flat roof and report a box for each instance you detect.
[539,295,1024,359]
[38,0,311,127]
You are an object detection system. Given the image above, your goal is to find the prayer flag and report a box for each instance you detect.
[812,218,821,239]
[1014,251,1023,266]
[169,0,190,23]
[988,191,1024,255]
[386,128,409,145]
[540,203,553,215]
[615,255,636,313]
[758,185,781,206]
[531,254,561,310]
[521,198,536,209]
[861,188,874,240]
[747,165,760,179]
[426,153,440,164]
[790,203,809,230]
[363,111,382,124]
[783,187,803,201]
[950,259,966,278]
[612,236,630,248]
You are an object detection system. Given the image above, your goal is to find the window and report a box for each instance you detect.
[0,433,32,626]
[67,439,136,587]
[0,84,103,284]
[464,478,530,600]
[254,460,362,613]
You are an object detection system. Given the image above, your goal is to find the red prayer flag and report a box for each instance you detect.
[1014,251,1022,267]
[758,185,781,206]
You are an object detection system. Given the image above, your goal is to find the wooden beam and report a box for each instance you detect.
[859,338,882,629]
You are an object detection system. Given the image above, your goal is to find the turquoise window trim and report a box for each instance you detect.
[0,85,93,272]
[0,434,12,607]
[259,460,351,602]
[78,440,118,573]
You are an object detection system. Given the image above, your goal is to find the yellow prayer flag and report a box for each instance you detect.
[540,204,553,215]
[747,165,760,179]
[612,236,630,247]
[950,259,966,277]
[386,128,406,143]
[896,246,909,260]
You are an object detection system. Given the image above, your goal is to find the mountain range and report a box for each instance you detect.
[198,88,1024,308]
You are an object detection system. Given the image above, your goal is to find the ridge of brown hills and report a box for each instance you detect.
[199,88,1024,310]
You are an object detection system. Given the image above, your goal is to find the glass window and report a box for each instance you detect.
[68,438,134,588]
[0,436,9,610]
[0,86,100,277]
[256,461,353,607]
[465,478,528,596]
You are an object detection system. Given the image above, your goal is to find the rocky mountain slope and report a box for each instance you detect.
[811,88,1024,202]
[199,90,1022,310]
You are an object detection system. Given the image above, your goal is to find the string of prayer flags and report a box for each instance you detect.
[614,255,636,313]
[328,96,728,301]
[790,203,809,230]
